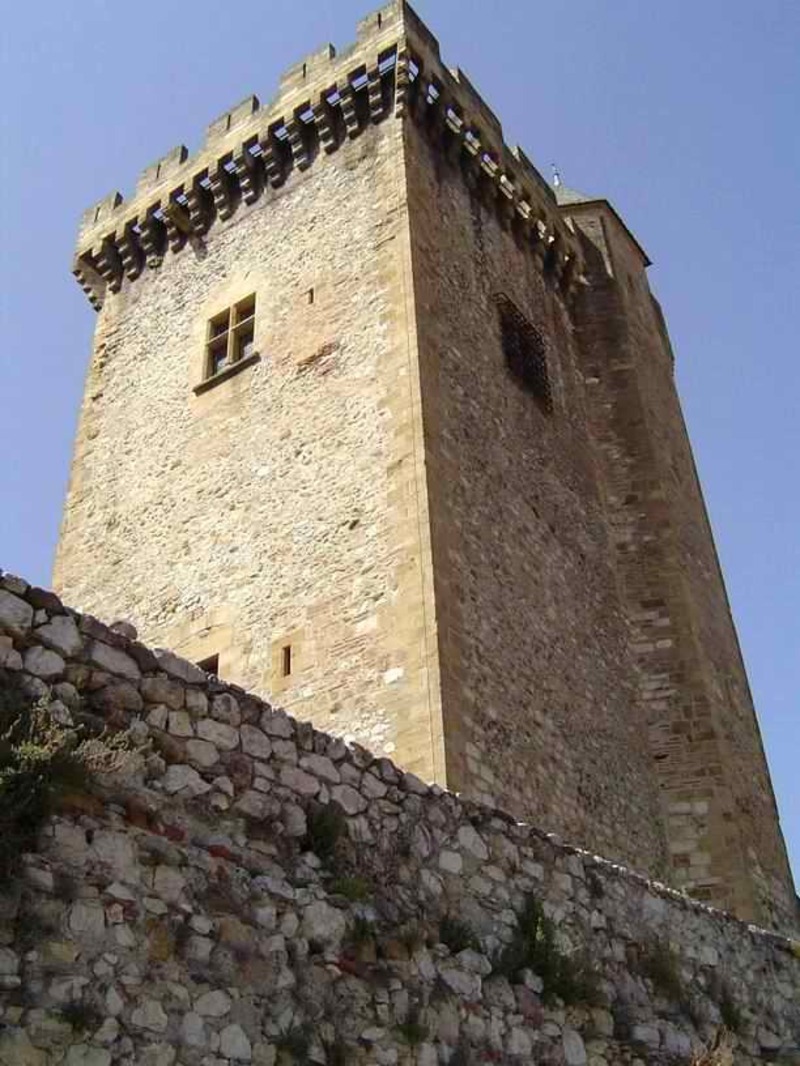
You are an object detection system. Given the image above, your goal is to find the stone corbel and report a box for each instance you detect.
[72,253,105,311]
[138,211,166,269]
[284,118,310,171]
[368,68,384,122]
[312,101,337,154]
[208,166,235,221]
[117,222,143,281]
[95,238,123,293]
[233,147,261,205]
[339,86,361,139]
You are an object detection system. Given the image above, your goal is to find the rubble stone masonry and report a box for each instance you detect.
[1,575,799,1065]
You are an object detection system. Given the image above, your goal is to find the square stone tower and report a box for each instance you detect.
[56,1,796,930]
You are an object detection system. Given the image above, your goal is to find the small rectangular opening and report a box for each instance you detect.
[197,654,219,676]
[281,644,292,677]
[307,287,315,305]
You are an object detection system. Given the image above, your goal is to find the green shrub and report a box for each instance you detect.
[59,999,104,1034]
[0,675,140,885]
[719,987,743,1034]
[329,875,371,902]
[439,915,479,954]
[493,894,599,1006]
[396,1006,428,1046]
[274,1024,311,1063]
[305,804,346,862]
[347,915,375,946]
[0,683,84,883]
[639,939,684,1002]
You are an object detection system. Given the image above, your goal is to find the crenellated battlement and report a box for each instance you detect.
[72,0,580,310]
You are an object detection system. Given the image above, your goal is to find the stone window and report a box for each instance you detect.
[496,294,553,413]
[195,294,258,393]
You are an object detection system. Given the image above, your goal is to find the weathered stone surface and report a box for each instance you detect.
[241,725,272,760]
[195,989,232,1017]
[64,1046,112,1066]
[220,1024,252,1061]
[87,640,141,680]
[24,646,66,679]
[300,753,340,783]
[36,614,83,657]
[163,763,212,795]
[168,710,194,737]
[563,1028,588,1065]
[198,718,239,750]
[141,676,184,709]
[130,1000,169,1032]
[458,824,489,861]
[186,738,220,768]
[260,711,294,738]
[279,766,320,797]
[152,649,207,684]
[0,589,34,635]
[330,784,367,814]
[300,901,347,947]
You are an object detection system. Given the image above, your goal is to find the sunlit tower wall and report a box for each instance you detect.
[55,0,796,930]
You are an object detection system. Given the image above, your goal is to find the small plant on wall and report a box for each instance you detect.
[493,894,600,1006]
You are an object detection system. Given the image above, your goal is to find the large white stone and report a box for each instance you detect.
[168,710,194,737]
[563,1028,587,1065]
[0,589,33,635]
[36,614,83,657]
[90,830,138,881]
[197,718,239,750]
[153,864,186,903]
[241,724,272,759]
[153,648,206,684]
[195,989,232,1017]
[0,947,19,974]
[280,766,320,797]
[23,646,65,679]
[458,824,489,861]
[330,784,367,814]
[106,986,125,1015]
[88,640,141,680]
[186,739,220,768]
[260,710,294,737]
[438,851,463,875]
[64,1047,111,1066]
[507,1027,533,1057]
[131,998,169,1032]
[0,639,22,669]
[68,901,106,940]
[301,900,347,947]
[163,763,212,796]
[181,1012,207,1047]
[220,1023,252,1061]
[300,753,340,783]
[439,967,481,1000]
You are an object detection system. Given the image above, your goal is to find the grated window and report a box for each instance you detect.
[495,294,553,413]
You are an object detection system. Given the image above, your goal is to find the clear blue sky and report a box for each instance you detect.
[1,1,797,885]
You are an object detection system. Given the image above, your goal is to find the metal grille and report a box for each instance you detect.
[496,294,553,414]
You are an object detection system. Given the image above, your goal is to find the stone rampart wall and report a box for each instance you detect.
[1,571,798,1065]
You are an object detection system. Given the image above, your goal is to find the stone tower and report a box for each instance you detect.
[56,1,796,930]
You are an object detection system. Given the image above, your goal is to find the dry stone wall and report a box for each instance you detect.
[1,571,798,1066]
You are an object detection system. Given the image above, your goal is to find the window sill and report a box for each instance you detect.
[193,352,261,395]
